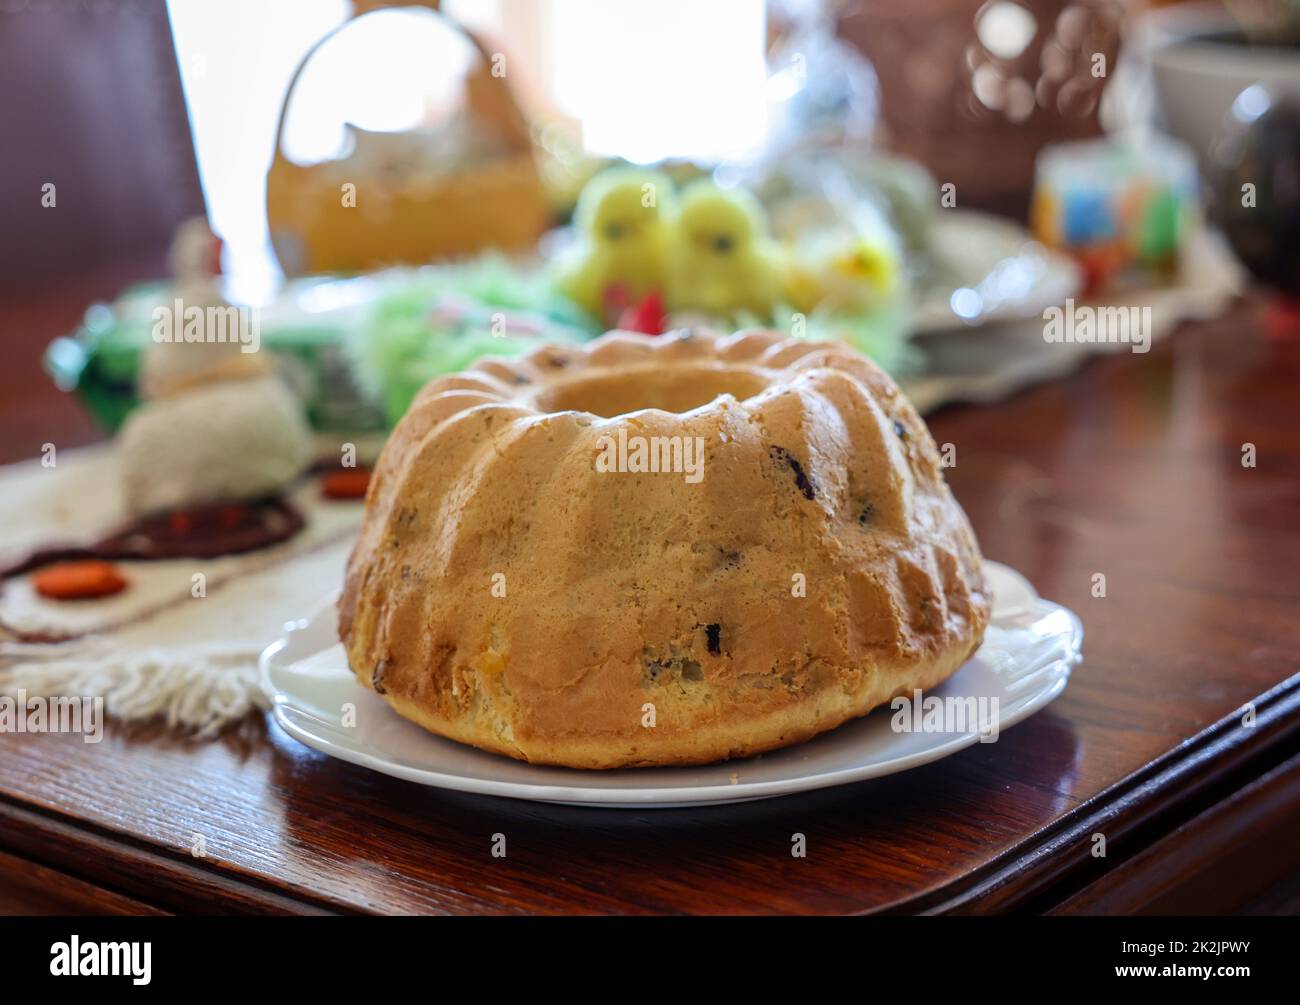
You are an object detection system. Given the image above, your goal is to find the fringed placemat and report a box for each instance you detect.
[0,446,361,735]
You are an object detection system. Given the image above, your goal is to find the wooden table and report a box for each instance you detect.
[1,274,1298,915]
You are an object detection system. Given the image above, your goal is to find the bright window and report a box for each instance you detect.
[169,0,768,294]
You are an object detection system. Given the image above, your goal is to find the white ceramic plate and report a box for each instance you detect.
[914,212,1082,335]
[261,562,1081,808]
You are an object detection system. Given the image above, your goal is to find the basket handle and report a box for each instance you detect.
[269,0,532,162]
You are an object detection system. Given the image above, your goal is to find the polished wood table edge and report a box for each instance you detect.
[1048,749,1300,914]
[0,848,170,916]
[902,674,1300,914]
[3,673,1298,916]
[0,799,339,916]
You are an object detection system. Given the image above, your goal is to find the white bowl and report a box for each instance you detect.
[1146,3,1300,168]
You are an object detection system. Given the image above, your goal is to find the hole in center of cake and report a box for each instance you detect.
[538,366,768,418]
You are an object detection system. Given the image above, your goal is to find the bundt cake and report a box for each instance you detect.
[339,329,990,768]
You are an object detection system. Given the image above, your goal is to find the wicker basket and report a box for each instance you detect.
[840,0,1128,218]
[266,0,548,274]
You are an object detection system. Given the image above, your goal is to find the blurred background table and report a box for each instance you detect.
[1,277,1297,915]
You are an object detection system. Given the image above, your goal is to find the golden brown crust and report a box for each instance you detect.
[340,329,991,769]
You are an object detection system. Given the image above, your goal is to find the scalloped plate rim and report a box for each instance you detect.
[261,561,1081,808]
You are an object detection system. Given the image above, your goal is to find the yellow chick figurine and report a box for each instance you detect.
[558,167,676,323]
[670,180,780,317]
[784,225,902,316]
[669,181,782,319]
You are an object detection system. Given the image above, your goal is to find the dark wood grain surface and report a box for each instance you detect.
[1,282,1298,914]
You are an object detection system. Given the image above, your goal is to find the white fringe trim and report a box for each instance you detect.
[1,644,266,737]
